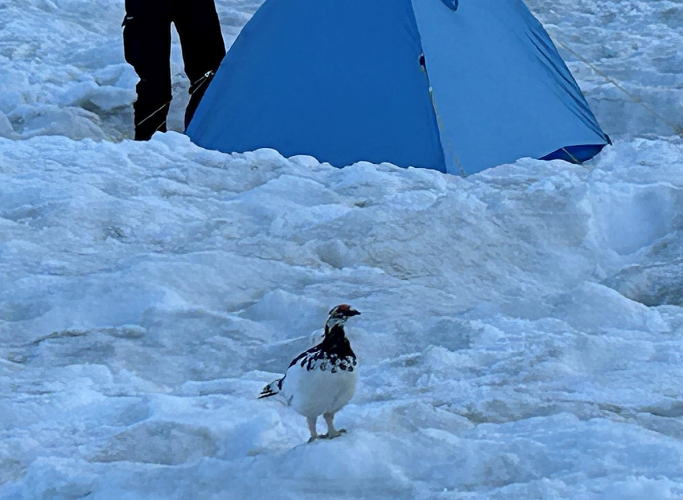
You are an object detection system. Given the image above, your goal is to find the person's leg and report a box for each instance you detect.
[172,0,226,129]
[123,0,173,140]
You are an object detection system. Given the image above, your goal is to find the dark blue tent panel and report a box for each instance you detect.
[187,0,609,175]
[542,144,609,164]
[188,0,445,171]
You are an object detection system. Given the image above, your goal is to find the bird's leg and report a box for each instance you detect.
[306,416,318,443]
[320,412,346,439]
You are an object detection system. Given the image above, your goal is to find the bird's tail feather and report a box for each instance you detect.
[258,378,283,399]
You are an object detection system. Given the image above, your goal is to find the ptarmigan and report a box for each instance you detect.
[259,304,361,442]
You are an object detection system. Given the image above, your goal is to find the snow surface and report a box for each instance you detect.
[1,0,683,499]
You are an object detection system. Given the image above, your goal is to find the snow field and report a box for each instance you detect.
[1,0,683,498]
[1,131,682,498]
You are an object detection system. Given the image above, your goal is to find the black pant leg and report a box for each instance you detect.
[172,0,226,129]
[123,0,173,140]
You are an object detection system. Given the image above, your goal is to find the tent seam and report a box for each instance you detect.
[407,0,459,175]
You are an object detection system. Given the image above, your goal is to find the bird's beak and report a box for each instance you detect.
[348,309,361,317]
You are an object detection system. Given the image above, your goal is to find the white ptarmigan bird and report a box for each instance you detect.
[259,304,361,442]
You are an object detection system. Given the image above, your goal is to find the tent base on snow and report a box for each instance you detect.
[187,0,610,175]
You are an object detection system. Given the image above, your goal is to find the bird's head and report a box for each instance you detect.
[325,304,361,330]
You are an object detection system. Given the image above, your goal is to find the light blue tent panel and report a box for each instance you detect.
[187,0,446,171]
[411,0,608,174]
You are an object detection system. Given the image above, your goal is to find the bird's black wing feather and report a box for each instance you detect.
[287,345,320,368]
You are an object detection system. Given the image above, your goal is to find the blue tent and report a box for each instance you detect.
[187,0,610,175]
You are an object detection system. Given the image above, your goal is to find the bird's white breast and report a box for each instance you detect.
[282,355,358,418]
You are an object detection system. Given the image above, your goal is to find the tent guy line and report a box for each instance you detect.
[547,31,683,139]
[136,70,217,134]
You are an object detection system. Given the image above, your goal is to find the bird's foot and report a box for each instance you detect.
[319,429,346,440]
[307,436,318,443]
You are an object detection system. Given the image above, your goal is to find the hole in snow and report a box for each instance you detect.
[589,185,680,255]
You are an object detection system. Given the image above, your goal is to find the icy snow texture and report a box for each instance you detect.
[1,0,683,499]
